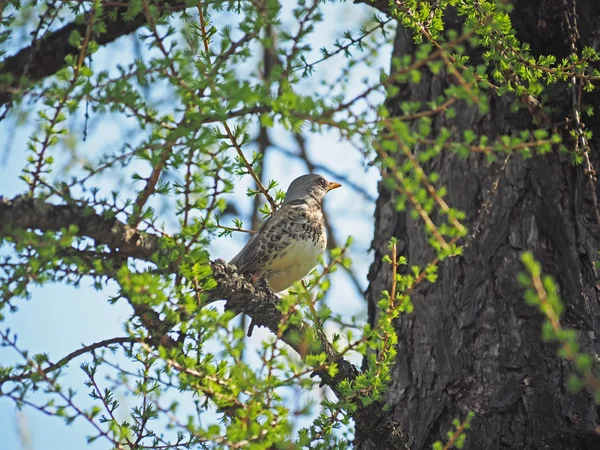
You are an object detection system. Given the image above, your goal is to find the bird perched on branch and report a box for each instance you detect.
[230,174,341,293]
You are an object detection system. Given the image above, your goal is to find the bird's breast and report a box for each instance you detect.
[261,210,326,292]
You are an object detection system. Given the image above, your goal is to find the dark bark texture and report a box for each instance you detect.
[363,1,600,449]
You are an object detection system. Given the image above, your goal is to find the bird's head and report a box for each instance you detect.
[282,174,342,205]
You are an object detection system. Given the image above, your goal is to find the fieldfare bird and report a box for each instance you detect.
[230,174,341,292]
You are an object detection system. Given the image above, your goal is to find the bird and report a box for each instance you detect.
[229,174,341,293]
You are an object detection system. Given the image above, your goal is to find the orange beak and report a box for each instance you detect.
[326,181,342,192]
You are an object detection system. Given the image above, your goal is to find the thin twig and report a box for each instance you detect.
[130,146,172,227]
[561,0,600,228]
[0,337,136,385]
[530,269,600,392]
[196,1,277,211]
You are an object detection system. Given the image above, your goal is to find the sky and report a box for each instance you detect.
[0,2,395,449]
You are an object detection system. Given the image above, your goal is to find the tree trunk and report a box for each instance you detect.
[364,1,600,449]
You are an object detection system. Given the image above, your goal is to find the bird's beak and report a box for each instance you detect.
[326,181,342,192]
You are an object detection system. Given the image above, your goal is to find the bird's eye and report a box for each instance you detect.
[319,178,327,187]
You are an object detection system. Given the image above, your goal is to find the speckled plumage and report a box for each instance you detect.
[230,174,341,292]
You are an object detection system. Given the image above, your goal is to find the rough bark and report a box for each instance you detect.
[363,1,600,449]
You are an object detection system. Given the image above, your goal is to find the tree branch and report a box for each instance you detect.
[0,0,395,111]
[0,336,136,386]
[0,194,407,449]
[0,1,187,108]
[0,195,159,258]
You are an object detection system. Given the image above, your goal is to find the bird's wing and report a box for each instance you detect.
[229,200,305,276]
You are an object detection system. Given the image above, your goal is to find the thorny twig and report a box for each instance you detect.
[197,2,278,212]
[28,4,96,195]
[562,0,600,228]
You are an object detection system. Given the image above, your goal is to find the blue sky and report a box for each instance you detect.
[0,2,394,448]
